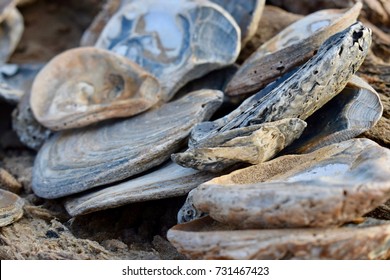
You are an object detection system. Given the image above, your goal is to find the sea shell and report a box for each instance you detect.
[191,139,390,229]
[30,47,162,131]
[172,118,306,172]
[209,0,265,44]
[0,63,43,104]
[32,90,223,199]
[167,216,390,260]
[284,75,383,154]
[64,161,216,216]
[95,0,240,101]
[0,188,24,227]
[0,0,13,23]
[190,22,371,146]
[0,5,23,63]
[225,3,362,97]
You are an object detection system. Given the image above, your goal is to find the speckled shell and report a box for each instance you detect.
[209,0,265,44]
[167,216,390,260]
[190,22,371,146]
[226,2,362,97]
[191,139,390,229]
[284,75,383,154]
[64,161,216,216]
[30,47,162,131]
[0,189,24,227]
[0,5,23,63]
[95,0,240,101]
[32,90,223,199]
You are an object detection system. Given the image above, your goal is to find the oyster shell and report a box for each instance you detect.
[0,5,23,63]
[30,47,162,131]
[32,90,223,199]
[172,118,306,172]
[226,3,362,97]
[95,0,240,101]
[209,0,265,44]
[167,216,390,260]
[284,75,383,154]
[64,161,216,216]
[189,22,371,146]
[0,189,24,227]
[191,139,390,229]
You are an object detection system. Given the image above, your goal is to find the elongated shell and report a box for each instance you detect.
[32,90,223,199]
[191,139,390,229]
[226,3,362,97]
[95,0,240,101]
[30,47,161,131]
[168,216,390,260]
[284,75,383,154]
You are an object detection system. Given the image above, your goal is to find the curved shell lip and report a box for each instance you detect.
[0,189,24,227]
[95,0,240,102]
[225,2,362,97]
[30,47,162,131]
[0,0,14,22]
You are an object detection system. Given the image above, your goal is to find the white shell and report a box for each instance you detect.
[95,0,240,101]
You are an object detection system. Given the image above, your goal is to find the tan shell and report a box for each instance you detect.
[192,139,390,229]
[0,5,23,63]
[30,47,162,131]
[0,189,24,227]
[167,216,390,260]
[226,2,362,97]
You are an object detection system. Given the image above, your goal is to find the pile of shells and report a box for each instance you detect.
[0,0,390,259]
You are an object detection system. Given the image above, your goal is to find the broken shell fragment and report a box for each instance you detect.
[167,216,390,260]
[64,161,216,216]
[0,5,23,63]
[284,75,383,154]
[191,139,390,229]
[0,189,24,227]
[226,3,362,97]
[32,90,223,199]
[172,118,306,172]
[190,22,371,145]
[95,0,240,101]
[209,0,265,44]
[30,47,162,131]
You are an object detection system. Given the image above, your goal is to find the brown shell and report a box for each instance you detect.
[0,189,24,227]
[30,47,162,130]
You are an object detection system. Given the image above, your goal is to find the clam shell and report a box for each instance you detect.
[167,216,390,260]
[95,0,240,101]
[226,3,362,97]
[32,90,223,199]
[209,0,265,44]
[64,161,216,216]
[284,75,383,154]
[191,139,390,229]
[0,5,23,63]
[30,47,162,131]
[172,118,306,172]
[0,189,24,227]
[0,63,43,104]
[190,22,371,146]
